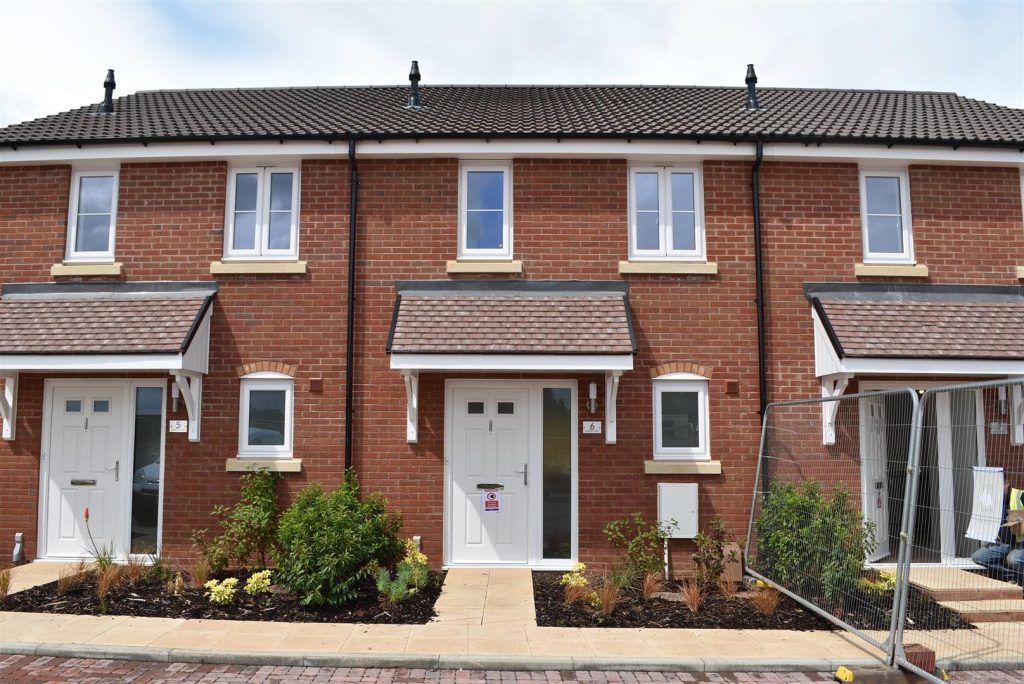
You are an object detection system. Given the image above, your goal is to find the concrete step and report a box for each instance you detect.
[908,566,1022,602]
[936,598,1024,623]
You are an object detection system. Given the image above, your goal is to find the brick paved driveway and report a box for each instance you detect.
[0,656,1021,683]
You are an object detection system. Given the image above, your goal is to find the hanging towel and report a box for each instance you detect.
[966,467,1004,543]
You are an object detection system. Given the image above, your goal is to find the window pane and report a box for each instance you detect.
[234,173,259,212]
[269,172,293,211]
[248,390,286,446]
[671,212,696,251]
[78,176,114,214]
[670,172,695,212]
[867,215,904,254]
[635,212,660,250]
[661,391,700,449]
[232,211,257,250]
[865,176,901,215]
[131,387,162,555]
[467,171,504,210]
[268,212,292,250]
[92,399,110,413]
[65,399,82,414]
[75,213,111,252]
[497,401,515,415]
[466,211,504,250]
[467,401,485,414]
[542,388,572,559]
[634,172,659,211]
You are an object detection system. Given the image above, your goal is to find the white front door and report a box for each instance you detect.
[44,384,127,559]
[450,386,531,564]
[860,395,891,562]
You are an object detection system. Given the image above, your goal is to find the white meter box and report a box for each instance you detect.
[657,483,698,539]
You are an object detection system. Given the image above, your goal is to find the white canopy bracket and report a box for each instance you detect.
[1,372,17,441]
[173,372,202,442]
[605,370,622,445]
[821,373,851,446]
[1011,381,1024,447]
[402,369,419,443]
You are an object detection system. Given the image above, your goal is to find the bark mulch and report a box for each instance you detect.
[3,568,444,625]
[532,572,973,631]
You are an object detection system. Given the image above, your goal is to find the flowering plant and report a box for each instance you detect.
[204,577,239,605]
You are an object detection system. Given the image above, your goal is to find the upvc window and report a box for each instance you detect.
[860,170,913,263]
[238,373,294,458]
[629,166,705,261]
[458,162,512,259]
[225,168,300,260]
[66,170,118,261]
[653,376,709,460]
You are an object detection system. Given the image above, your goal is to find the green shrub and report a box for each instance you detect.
[692,518,727,589]
[192,468,282,571]
[375,539,430,605]
[275,473,403,606]
[603,512,676,585]
[755,480,875,604]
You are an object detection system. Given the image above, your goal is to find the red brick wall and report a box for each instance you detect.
[0,155,1021,577]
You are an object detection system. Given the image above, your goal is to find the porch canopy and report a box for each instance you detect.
[806,282,1024,443]
[387,280,636,444]
[0,282,216,442]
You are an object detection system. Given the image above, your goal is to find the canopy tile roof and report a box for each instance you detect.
[0,283,216,356]
[387,281,635,355]
[2,84,1023,148]
[807,284,1024,361]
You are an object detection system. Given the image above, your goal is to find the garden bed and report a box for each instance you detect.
[532,572,972,631]
[4,568,445,624]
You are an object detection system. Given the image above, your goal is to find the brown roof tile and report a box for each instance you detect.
[0,294,212,355]
[388,291,634,355]
[816,298,1024,360]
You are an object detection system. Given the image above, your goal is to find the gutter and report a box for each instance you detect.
[344,140,358,471]
[752,141,768,416]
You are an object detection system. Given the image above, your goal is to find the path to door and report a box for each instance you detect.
[433,568,536,626]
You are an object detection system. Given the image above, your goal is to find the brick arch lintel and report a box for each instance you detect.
[237,361,298,378]
[649,362,713,379]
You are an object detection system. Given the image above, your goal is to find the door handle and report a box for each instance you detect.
[108,460,119,482]
[514,463,528,486]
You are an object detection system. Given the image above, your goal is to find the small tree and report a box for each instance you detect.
[192,468,281,570]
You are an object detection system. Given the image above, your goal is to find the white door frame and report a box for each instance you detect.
[37,378,167,561]
[443,378,578,569]
[860,380,986,567]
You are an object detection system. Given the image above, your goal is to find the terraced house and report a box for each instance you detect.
[0,64,1022,573]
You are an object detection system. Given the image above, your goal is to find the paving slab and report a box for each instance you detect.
[7,561,80,594]
[908,567,1022,601]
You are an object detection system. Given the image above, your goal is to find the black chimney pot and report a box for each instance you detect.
[407,60,421,109]
[101,69,116,113]
[745,64,760,111]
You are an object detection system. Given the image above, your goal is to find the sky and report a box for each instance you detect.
[0,0,1022,127]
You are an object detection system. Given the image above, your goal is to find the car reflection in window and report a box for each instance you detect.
[132,462,160,527]
[249,427,285,446]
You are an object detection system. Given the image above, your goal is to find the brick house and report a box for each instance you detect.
[0,66,1021,572]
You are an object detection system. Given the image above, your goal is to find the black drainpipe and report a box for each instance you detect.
[752,140,768,416]
[344,139,359,470]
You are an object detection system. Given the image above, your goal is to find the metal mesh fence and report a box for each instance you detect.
[893,379,1024,679]
[744,388,919,653]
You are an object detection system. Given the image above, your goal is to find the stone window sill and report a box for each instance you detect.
[225,458,302,473]
[446,260,523,274]
[619,261,718,275]
[51,262,123,277]
[855,263,929,278]
[210,261,308,275]
[644,460,722,475]
[1016,266,1024,280]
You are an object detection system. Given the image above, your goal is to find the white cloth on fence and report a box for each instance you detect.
[966,467,1004,543]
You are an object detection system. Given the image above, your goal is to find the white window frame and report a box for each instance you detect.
[66,169,119,262]
[238,372,294,458]
[224,167,300,261]
[652,373,709,460]
[628,165,706,262]
[859,169,914,264]
[458,161,513,260]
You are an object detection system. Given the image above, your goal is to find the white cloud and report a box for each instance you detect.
[1,0,1021,127]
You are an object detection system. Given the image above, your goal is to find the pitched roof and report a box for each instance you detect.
[2,84,1023,148]
[807,284,1024,360]
[0,283,216,355]
[387,281,635,355]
